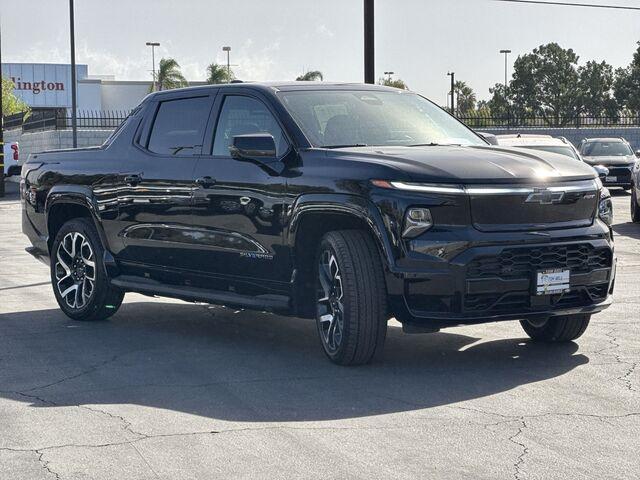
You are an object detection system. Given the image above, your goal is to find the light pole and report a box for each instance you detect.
[146,42,160,91]
[222,46,231,83]
[69,0,77,148]
[447,72,455,115]
[384,71,394,83]
[364,0,374,84]
[0,14,4,197]
[500,49,511,88]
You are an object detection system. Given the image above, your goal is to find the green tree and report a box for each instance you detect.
[487,83,511,119]
[510,43,581,126]
[454,81,476,115]
[614,42,640,115]
[206,63,234,84]
[378,77,409,90]
[578,60,617,117]
[296,70,324,81]
[152,58,187,92]
[1,77,30,116]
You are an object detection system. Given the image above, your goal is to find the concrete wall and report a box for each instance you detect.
[480,126,640,150]
[4,128,113,160]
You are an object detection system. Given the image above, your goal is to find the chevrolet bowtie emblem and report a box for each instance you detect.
[525,188,565,205]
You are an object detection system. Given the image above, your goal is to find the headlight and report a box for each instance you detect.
[598,191,613,226]
[403,207,433,238]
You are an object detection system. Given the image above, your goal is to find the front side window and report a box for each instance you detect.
[278,90,485,148]
[212,96,288,157]
[147,96,212,156]
[581,141,633,157]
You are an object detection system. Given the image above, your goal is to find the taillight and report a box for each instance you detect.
[11,144,19,161]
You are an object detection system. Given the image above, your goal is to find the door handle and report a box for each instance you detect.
[124,174,141,185]
[195,176,216,188]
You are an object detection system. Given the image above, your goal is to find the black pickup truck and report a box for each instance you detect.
[21,82,616,365]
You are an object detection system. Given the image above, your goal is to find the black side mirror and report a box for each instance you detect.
[230,134,277,160]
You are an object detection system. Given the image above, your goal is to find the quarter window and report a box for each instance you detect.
[212,96,288,157]
[148,96,212,156]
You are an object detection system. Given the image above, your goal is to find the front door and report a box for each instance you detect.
[116,93,215,275]
[191,92,291,294]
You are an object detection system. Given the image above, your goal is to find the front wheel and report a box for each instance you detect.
[315,230,388,366]
[520,314,591,342]
[631,187,640,223]
[51,218,124,321]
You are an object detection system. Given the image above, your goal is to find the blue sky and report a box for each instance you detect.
[2,0,640,102]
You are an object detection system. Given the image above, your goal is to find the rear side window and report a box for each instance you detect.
[148,96,212,156]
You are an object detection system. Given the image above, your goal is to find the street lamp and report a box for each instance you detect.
[447,72,455,115]
[222,46,231,83]
[500,49,512,88]
[69,0,77,148]
[146,42,160,91]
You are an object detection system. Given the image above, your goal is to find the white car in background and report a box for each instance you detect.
[494,134,610,179]
[3,141,20,179]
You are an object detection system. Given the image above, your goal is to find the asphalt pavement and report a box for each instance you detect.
[0,180,638,479]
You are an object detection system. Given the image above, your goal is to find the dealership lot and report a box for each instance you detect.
[0,183,638,479]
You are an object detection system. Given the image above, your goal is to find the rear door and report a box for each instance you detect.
[190,91,291,292]
[116,92,216,274]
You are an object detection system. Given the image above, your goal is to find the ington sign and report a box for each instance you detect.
[2,63,88,108]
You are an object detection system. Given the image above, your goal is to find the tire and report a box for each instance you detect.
[631,187,640,223]
[520,314,591,342]
[51,218,124,321]
[315,230,388,366]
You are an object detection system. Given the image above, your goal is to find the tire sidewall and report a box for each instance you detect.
[315,237,351,363]
[50,218,110,321]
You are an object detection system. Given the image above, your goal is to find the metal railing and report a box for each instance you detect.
[3,110,130,132]
[457,113,640,129]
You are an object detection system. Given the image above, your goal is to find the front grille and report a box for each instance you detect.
[467,244,612,280]
[604,166,632,183]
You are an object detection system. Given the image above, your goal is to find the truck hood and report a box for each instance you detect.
[582,155,636,166]
[329,145,597,184]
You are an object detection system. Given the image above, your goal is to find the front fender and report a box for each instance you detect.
[286,193,398,271]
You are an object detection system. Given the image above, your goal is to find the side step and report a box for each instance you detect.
[110,275,290,312]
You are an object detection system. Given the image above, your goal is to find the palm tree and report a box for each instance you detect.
[378,77,409,90]
[206,63,234,84]
[152,58,187,92]
[296,70,324,81]
[454,81,477,115]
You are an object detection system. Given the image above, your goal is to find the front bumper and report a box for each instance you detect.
[387,226,615,328]
[602,165,633,188]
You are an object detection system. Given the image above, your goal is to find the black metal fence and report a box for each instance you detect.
[457,113,640,129]
[3,110,129,132]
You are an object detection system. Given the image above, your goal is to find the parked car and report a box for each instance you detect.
[21,83,615,365]
[630,162,640,222]
[495,134,610,179]
[579,138,638,190]
[2,141,20,177]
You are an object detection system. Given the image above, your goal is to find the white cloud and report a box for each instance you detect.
[316,24,334,38]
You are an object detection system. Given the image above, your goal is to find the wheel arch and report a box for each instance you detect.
[45,186,108,254]
[287,194,396,317]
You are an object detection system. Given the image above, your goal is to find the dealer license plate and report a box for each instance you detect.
[536,269,570,295]
[605,176,617,183]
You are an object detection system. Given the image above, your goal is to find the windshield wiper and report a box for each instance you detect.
[322,143,368,149]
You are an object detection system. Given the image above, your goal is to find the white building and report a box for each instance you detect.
[2,62,204,115]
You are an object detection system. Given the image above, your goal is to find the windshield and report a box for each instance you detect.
[522,145,579,160]
[581,141,633,157]
[278,90,485,148]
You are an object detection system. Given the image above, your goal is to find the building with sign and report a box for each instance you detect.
[2,62,204,115]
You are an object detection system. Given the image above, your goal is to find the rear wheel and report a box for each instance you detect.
[520,314,591,342]
[51,218,124,321]
[631,187,640,223]
[315,230,388,366]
